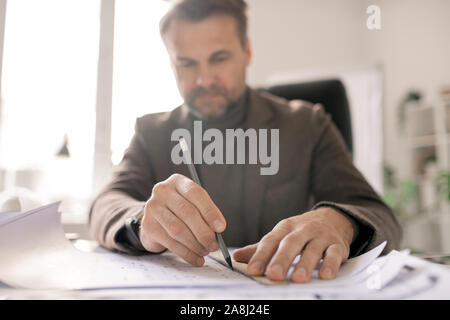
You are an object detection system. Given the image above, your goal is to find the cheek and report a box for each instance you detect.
[216,61,239,81]
[174,68,196,93]
[220,62,246,93]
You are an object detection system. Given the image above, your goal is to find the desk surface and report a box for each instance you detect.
[1,240,450,300]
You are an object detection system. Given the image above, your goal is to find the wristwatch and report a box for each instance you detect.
[124,206,146,252]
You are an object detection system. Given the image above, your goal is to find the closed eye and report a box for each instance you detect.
[175,56,197,68]
[178,60,196,68]
[211,55,228,63]
[210,50,231,64]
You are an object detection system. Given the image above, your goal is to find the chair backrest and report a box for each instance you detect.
[262,79,353,154]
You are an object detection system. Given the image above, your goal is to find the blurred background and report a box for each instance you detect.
[0,0,449,255]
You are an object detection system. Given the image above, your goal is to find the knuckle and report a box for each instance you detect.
[182,180,200,197]
[275,218,292,231]
[260,233,273,244]
[307,242,323,253]
[178,200,195,216]
[169,173,182,181]
[145,197,159,210]
[202,204,219,221]
[167,221,183,237]
[260,233,278,247]
[281,232,302,247]
[152,182,167,195]
[198,231,215,246]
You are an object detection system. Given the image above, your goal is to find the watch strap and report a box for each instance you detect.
[124,206,146,252]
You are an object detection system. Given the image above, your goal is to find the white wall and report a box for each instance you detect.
[246,0,366,86]
[246,0,450,180]
[246,0,384,193]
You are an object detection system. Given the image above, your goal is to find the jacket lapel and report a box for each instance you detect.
[242,89,276,244]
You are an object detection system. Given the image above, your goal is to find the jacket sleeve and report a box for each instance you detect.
[308,104,402,256]
[88,118,154,254]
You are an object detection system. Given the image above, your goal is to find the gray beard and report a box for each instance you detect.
[186,102,231,121]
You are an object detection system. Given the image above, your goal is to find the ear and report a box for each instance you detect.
[244,38,252,66]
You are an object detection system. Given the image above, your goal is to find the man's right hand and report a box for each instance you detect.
[138,173,227,267]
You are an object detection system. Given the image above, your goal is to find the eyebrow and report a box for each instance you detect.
[210,49,231,59]
[175,56,195,63]
[175,49,232,63]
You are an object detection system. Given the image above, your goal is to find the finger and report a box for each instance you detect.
[265,230,309,281]
[145,219,205,267]
[291,240,328,283]
[172,174,226,233]
[166,190,218,252]
[152,202,209,257]
[246,221,292,276]
[318,244,345,280]
[233,243,258,263]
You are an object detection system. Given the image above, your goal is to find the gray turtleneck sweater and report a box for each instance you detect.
[184,88,249,246]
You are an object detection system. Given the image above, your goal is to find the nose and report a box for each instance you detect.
[195,64,215,88]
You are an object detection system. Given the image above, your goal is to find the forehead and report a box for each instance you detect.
[163,14,242,58]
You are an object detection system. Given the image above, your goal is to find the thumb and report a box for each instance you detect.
[233,243,258,263]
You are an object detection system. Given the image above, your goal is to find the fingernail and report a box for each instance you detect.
[322,268,333,278]
[269,265,284,280]
[213,220,224,232]
[248,261,263,275]
[196,257,204,266]
[294,267,307,281]
[201,248,209,256]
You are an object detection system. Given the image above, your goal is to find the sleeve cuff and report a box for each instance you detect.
[114,225,148,255]
[113,205,168,256]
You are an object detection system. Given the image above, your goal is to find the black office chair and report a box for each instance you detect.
[261,79,353,154]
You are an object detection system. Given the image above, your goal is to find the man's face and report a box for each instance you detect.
[163,14,251,118]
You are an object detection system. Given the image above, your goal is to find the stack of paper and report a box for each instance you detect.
[0,203,449,299]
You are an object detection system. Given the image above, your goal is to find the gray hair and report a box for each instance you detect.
[160,0,248,48]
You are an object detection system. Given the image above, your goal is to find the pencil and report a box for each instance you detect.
[178,137,233,270]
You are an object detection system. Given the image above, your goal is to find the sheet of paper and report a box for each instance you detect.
[0,203,257,290]
[209,241,386,287]
[312,251,450,299]
[2,202,448,300]
[0,212,21,222]
[0,202,390,291]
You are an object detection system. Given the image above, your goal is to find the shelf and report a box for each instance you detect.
[408,133,450,149]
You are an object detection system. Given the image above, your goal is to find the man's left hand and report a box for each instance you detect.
[233,207,354,283]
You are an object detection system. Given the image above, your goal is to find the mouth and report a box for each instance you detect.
[197,93,222,101]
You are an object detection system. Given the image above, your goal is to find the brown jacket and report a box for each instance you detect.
[89,88,402,256]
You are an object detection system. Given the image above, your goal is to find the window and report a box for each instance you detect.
[112,0,182,165]
[0,0,100,216]
[0,0,182,221]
